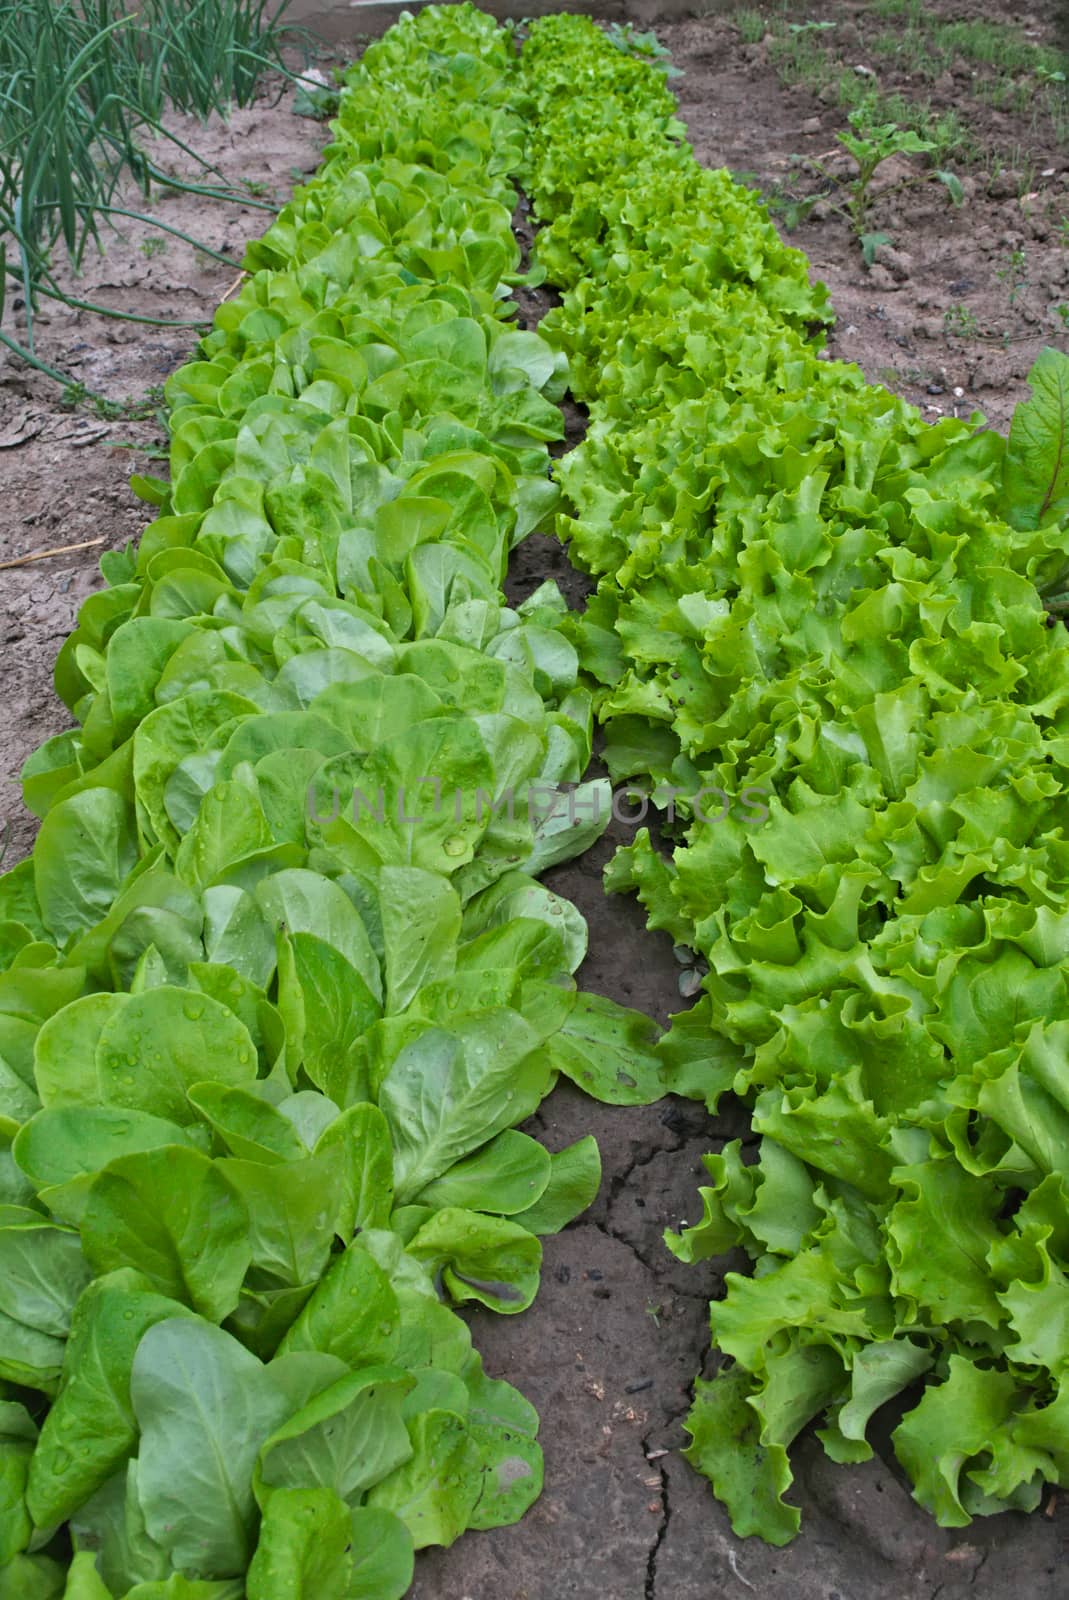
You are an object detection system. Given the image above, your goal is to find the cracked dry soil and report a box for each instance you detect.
[3,15,1069,1600]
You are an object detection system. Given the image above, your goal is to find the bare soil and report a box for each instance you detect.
[2,8,1068,1597]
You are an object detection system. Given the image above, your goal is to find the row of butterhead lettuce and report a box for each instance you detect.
[0,10,670,1597]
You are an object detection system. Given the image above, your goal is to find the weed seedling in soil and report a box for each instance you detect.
[768,187,820,230]
[739,166,820,231]
[944,303,980,338]
[734,9,766,45]
[997,247,1030,308]
[769,28,831,93]
[805,105,963,264]
[139,237,168,258]
[871,0,922,19]
[59,382,168,426]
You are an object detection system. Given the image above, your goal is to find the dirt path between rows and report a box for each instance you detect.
[2,10,1067,1597]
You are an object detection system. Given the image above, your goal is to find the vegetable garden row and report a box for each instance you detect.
[1,5,1069,1594]
[523,14,1069,1544]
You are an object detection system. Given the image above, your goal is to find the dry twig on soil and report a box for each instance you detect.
[0,535,107,570]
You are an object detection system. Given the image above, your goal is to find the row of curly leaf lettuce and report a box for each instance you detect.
[0,9,671,1597]
[519,11,1069,1551]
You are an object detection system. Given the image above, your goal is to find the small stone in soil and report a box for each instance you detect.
[625,1378,654,1394]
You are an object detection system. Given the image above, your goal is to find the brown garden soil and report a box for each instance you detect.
[2,5,1069,1597]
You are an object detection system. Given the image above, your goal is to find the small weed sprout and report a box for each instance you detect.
[735,9,766,45]
[804,105,963,263]
[139,237,168,259]
[944,303,979,338]
[997,247,1029,308]
[58,382,166,426]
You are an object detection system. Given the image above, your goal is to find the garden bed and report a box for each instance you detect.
[2,4,1067,1596]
